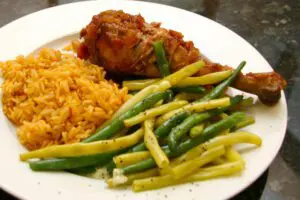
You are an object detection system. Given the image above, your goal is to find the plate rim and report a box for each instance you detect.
[0,1,288,200]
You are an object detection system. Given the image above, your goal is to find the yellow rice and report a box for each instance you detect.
[0,48,129,150]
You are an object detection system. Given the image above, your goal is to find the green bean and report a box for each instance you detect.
[122,157,157,175]
[29,151,116,171]
[165,61,246,150]
[128,144,145,154]
[83,90,172,143]
[89,125,140,173]
[105,112,190,173]
[153,41,171,77]
[102,112,190,173]
[175,112,246,154]
[231,115,255,131]
[128,124,141,134]
[172,86,206,94]
[197,61,246,102]
[105,160,117,175]
[123,147,171,174]
[121,103,244,175]
[105,112,189,172]
[167,96,243,152]
[68,166,97,174]
[29,136,133,171]
[155,112,191,138]
[131,111,190,152]
[164,90,175,103]
[229,97,254,111]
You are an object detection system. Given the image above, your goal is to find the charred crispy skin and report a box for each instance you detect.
[78,10,286,105]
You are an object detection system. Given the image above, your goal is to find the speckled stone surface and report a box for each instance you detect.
[0,0,299,200]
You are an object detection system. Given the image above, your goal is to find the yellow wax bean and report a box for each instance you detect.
[169,144,206,167]
[156,97,230,125]
[169,131,260,169]
[103,60,204,129]
[144,119,169,169]
[107,168,159,188]
[187,161,244,181]
[174,92,204,101]
[153,80,171,92]
[123,70,231,91]
[99,85,158,129]
[20,129,144,161]
[113,151,151,168]
[190,123,205,138]
[132,174,177,192]
[225,146,245,166]
[123,79,160,91]
[210,157,226,165]
[172,146,225,179]
[202,131,262,150]
[176,70,232,87]
[159,60,205,86]
[133,160,244,192]
[124,100,188,127]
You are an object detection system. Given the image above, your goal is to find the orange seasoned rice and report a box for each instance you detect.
[0,48,129,150]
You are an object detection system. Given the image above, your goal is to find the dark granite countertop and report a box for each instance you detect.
[0,0,299,200]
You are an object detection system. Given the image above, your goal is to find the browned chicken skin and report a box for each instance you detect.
[78,10,286,105]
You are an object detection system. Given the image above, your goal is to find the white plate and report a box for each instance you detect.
[0,1,287,200]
